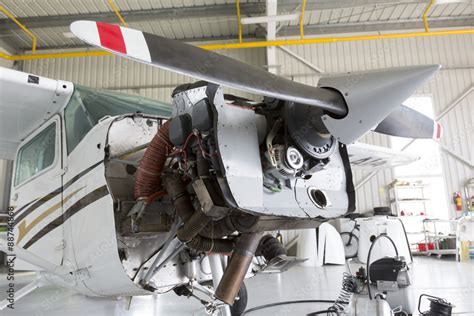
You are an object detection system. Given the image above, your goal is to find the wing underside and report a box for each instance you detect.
[0,67,73,159]
[348,142,419,169]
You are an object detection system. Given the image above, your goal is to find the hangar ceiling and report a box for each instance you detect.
[0,0,472,52]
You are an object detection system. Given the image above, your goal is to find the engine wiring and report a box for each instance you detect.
[168,131,213,173]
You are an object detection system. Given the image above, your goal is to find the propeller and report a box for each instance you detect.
[70,21,441,143]
[70,20,347,117]
[374,104,442,140]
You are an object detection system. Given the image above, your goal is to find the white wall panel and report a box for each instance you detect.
[276,34,474,216]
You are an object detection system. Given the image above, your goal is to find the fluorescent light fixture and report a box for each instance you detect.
[240,13,299,25]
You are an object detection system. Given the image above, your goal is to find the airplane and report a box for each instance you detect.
[0,20,441,315]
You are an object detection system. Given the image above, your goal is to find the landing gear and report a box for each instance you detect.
[230,282,248,316]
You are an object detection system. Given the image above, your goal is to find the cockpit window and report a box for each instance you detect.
[15,122,56,186]
[64,85,171,155]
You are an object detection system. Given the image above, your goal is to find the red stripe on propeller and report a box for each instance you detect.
[97,22,127,54]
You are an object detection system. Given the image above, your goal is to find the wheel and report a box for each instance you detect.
[230,282,248,316]
[340,232,359,258]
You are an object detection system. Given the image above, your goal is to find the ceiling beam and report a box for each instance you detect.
[19,34,260,52]
[16,15,473,52]
[0,1,434,33]
[278,16,474,36]
[0,4,265,32]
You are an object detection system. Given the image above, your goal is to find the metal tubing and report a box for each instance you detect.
[423,0,436,32]
[299,0,307,39]
[0,239,71,277]
[0,4,37,53]
[199,28,474,50]
[277,46,324,73]
[1,28,473,60]
[142,221,180,284]
[235,0,243,43]
[150,242,185,276]
[107,0,128,27]
[209,255,232,316]
[0,279,41,310]
[215,232,262,305]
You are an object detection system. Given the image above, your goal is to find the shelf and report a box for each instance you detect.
[391,199,430,203]
[423,219,458,224]
[424,234,457,239]
[389,185,429,189]
[427,249,457,255]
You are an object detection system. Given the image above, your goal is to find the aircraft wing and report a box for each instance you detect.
[347,142,419,170]
[0,67,74,160]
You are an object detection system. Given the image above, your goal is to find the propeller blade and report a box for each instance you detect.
[374,104,442,139]
[70,20,347,116]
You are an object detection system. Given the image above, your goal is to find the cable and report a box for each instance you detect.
[396,218,413,262]
[132,243,165,281]
[307,310,339,316]
[242,299,335,315]
[418,294,454,315]
[329,272,358,313]
[366,233,399,300]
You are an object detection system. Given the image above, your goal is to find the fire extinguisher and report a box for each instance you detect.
[453,192,463,212]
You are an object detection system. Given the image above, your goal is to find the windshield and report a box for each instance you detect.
[64,85,171,155]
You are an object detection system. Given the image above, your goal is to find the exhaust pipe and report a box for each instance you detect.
[215,232,262,305]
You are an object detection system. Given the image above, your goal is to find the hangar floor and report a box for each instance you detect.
[0,257,472,316]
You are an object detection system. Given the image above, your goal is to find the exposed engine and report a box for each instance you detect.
[148,82,354,220]
[106,81,354,306]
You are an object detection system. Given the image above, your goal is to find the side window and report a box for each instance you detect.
[64,92,94,155]
[15,123,56,186]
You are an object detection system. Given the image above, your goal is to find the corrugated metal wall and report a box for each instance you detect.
[22,48,266,103]
[21,35,473,218]
[0,47,14,68]
[276,34,474,216]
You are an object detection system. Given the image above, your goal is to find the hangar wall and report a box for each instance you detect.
[21,34,473,217]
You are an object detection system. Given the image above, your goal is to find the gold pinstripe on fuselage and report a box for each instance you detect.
[16,187,85,244]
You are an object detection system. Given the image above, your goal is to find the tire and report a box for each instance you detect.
[340,232,359,258]
[373,206,392,216]
[231,282,248,316]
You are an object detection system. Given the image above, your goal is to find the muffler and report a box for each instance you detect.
[215,232,262,305]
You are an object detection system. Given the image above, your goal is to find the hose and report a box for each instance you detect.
[178,208,211,242]
[186,235,234,253]
[163,174,195,222]
[328,272,358,314]
[135,120,172,200]
[257,234,286,261]
[242,300,336,315]
[366,234,399,300]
